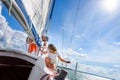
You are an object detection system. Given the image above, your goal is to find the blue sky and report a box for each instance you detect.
[1,4,24,31]
[48,0,120,65]
[1,0,120,79]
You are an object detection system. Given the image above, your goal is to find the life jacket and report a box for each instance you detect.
[28,43,37,53]
[26,37,37,53]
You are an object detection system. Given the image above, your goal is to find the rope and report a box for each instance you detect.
[45,20,50,35]
[9,0,13,16]
[40,74,49,80]
[44,0,56,35]
[61,28,64,67]
[62,29,64,56]
[31,0,51,36]
[69,0,80,52]
[66,0,80,67]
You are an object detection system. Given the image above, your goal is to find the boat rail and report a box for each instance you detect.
[57,62,116,80]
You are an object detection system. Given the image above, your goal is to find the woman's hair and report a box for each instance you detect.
[48,44,57,52]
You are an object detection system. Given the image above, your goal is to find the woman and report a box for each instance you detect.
[26,37,37,53]
[44,44,70,71]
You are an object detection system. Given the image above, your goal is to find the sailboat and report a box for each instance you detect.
[0,0,66,80]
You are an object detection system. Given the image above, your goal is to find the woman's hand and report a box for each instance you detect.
[66,61,71,63]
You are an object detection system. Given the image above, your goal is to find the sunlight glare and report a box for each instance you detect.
[101,0,119,13]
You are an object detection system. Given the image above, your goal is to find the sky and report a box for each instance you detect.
[0,0,120,79]
[0,3,27,51]
[47,0,120,65]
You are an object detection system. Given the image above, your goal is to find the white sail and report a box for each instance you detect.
[21,0,51,37]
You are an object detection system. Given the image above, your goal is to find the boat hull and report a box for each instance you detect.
[0,48,37,80]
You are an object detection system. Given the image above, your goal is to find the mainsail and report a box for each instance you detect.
[20,0,51,37]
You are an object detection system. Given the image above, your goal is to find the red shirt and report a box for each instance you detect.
[28,43,37,53]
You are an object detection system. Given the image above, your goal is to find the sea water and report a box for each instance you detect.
[57,66,115,80]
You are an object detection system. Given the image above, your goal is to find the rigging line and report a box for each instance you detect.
[39,0,52,36]
[19,0,40,45]
[43,0,52,35]
[29,1,37,29]
[45,0,56,35]
[67,0,80,66]
[27,1,41,41]
[30,0,41,24]
[15,0,35,39]
[31,0,43,21]
[8,0,12,16]
[70,0,80,48]
[62,28,64,57]
[28,0,44,38]
[61,28,64,67]
[28,0,42,27]
[31,0,50,36]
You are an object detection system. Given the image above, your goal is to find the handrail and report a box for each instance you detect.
[58,66,116,80]
[73,62,78,80]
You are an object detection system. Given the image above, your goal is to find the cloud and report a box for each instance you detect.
[113,64,120,68]
[75,35,81,39]
[113,41,120,46]
[78,54,88,59]
[85,39,120,63]
[64,48,88,59]
[0,4,27,51]
[79,47,83,51]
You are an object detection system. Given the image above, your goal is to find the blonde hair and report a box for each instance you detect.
[48,44,57,52]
